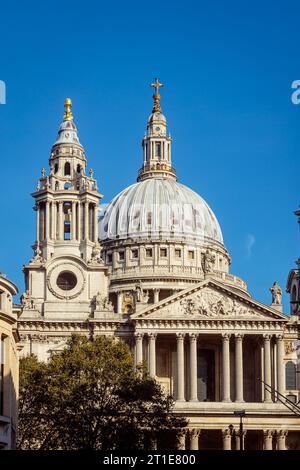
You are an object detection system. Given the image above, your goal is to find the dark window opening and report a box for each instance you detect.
[64,162,71,176]
[286,361,297,389]
[76,164,81,174]
[64,221,71,240]
[54,163,59,174]
[155,142,161,158]
[107,253,113,263]
[119,251,124,261]
[146,248,153,257]
[56,271,77,291]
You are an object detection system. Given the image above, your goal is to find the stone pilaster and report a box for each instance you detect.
[117,291,123,314]
[276,335,285,398]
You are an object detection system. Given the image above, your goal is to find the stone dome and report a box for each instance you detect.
[100,177,224,248]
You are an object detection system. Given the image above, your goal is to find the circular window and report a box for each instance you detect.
[56,271,77,291]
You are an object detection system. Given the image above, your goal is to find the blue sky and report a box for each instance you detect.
[0,0,299,311]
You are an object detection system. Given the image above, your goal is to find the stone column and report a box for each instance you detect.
[189,333,198,402]
[189,429,200,450]
[58,202,63,240]
[77,202,82,241]
[222,333,231,402]
[176,333,185,402]
[94,203,98,242]
[178,432,186,450]
[276,335,285,398]
[71,201,76,240]
[135,333,143,366]
[263,335,272,402]
[235,334,244,402]
[84,202,89,241]
[263,430,273,450]
[46,201,50,239]
[222,429,232,450]
[36,203,40,242]
[153,289,160,303]
[117,291,123,314]
[277,430,288,450]
[51,201,56,240]
[148,333,157,377]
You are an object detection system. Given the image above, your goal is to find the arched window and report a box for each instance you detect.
[286,361,296,389]
[76,164,81,174]
[292,285,298,313]
[64,162,71,176]
[54,163,59,174]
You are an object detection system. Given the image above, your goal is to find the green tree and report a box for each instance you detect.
[18,335,186,450]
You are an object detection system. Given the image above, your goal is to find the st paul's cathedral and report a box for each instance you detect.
[8,80,300,450]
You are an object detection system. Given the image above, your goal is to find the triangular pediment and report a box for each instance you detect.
[131,278,288,322]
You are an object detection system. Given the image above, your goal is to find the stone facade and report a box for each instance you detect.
[0,272,19,449]
[16,86,300,449]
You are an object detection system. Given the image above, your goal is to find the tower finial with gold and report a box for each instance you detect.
[150,78,163,112]
[63,97,73,121]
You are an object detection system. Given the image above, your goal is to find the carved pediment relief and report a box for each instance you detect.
[132,280,288,321]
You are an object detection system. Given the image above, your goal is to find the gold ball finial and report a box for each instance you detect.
[150,78,163,112]
[64,97,73,121]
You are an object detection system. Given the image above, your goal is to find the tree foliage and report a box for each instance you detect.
[18,335,186,450]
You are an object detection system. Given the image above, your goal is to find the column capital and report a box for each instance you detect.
[148,332,157,340]
[276,334,284,341]
[235,333,244,340]
[189,332,198,341]
[222,333,231,341]
[263,429,275,438]
[277,429,288,438]
[134,332,144,340]
[222,428,231,438]
[189,428,201,438]
[263,334,272,341]
[176,332,185,341]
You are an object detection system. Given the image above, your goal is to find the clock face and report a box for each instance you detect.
[155,126,160,132]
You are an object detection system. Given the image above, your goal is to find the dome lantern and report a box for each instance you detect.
[137,78,176,182]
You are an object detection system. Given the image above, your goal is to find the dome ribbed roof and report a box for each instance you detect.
[100,177,223,246]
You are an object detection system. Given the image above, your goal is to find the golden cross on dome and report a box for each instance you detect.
[150,78,163,95]
[64,97,73,121]
[150,78,163,112]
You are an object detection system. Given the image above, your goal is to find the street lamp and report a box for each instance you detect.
[234,410,246,450]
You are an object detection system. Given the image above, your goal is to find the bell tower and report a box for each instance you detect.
[19,100,112,354]
[34,98,100,262]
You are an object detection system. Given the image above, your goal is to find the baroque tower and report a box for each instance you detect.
[18,99,111,359]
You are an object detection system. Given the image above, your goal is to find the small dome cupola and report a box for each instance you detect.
[53,98,82,146]
[138,78,176,182]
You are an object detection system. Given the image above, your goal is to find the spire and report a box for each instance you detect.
[150,78,163,112]
[137,78,176,182]
[64,98,73,121]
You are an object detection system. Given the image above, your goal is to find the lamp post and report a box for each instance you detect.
[234,410,246,450]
